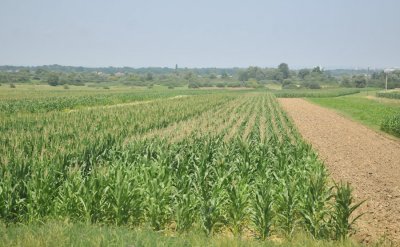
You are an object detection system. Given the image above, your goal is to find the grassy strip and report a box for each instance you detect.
[0,221,361,247]
[273,89,360,98]
[308,92,400,131]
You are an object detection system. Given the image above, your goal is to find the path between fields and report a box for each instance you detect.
[279,98,400,245]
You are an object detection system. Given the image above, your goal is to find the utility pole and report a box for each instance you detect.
[384,68,396,91]
[385,73,388,91]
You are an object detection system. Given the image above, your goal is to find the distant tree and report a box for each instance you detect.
[278,63,290,79]
[353,75,366,88]
[312,66,323,74]
[216,82,226,88]
[184,72,193,80]
[188,81,199,88]
[298,69,310,79]
[46,73,60,86]
[145,72,154,81]
[209,73,217,79]
[282,79,292,88]
[238,71,248,82]
[341,77,352,87]
[221,71,229,79]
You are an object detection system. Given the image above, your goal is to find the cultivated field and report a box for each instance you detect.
[0,89,361,245]
[280,98,400,244]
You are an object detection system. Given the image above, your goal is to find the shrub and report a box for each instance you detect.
[188,82,199,89]
[282,84,298,89]
[10,83,16,88]
[103,86,110,90]
[381,113,400,137]
[303,82,321,89]
[63,85,70,90]
[216,82,226,88]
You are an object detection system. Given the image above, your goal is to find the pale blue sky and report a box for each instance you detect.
[0,0,399,68]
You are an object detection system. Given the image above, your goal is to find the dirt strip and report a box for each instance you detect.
[279,98,400,245]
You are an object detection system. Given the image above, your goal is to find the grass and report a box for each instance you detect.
[272,88,360,98]
[0,221,362,247]
[308,91,400,131]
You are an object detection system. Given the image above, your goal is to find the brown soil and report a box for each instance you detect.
[279,98,400,245]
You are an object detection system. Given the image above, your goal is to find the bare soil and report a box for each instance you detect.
[279,98,400,245]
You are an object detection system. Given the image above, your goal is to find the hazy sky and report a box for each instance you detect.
[1,0,399,68]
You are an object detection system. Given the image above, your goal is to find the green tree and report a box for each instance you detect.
[353,75,366,88]
[238,71,248,82]
[278,63,290,79]
[145,72,154,81]
[298,69,310,79]
[312,66,323,74]
[46,73,60,86]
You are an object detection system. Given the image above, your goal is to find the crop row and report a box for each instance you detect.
[273,88,360,98]
[0,89,231,114]
[376,91,400,100]
[0,93,360,241]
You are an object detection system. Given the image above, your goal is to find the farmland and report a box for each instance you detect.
[308,91,400,137]
[376,90,400,100]
[0,88,361,245]
[272,88,360,98]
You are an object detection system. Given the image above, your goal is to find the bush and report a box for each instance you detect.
[303,82,321,89]
[10,83,16,88]
[63,85,70,90]
[282,79,292,87]
[188,82,199,89]
[381,114,400,137]
[282,84,298,89]
[103,86,110,90]
[216,82,226,88]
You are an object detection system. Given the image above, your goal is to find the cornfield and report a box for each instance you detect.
[0,91,361,241]
[273,88,360,98]
[376,91,400,100]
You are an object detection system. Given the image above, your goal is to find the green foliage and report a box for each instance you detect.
[309,92,400,132]
[353,76,366,88]
[278,63,290,79]
[376,91,400,100]
[303,82,322,89]
[332,183,365,240]
[0,92,363,243]
[381,113,400,137]
[0,221,364,247]
[273,89,360,98]
[46,73,60,86]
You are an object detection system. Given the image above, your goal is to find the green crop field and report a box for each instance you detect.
[376,90,400,100]
[272,88,360,98]
[0,88,362,246]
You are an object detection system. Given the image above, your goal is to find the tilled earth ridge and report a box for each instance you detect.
[279,98,400,245]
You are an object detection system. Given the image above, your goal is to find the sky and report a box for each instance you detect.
[0,0,399,69]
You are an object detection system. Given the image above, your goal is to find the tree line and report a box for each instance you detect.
[1,64,399,89]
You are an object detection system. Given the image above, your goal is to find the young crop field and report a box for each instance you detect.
[0,90,361,244]
[376,90,400,100]
[272,88,360,98]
